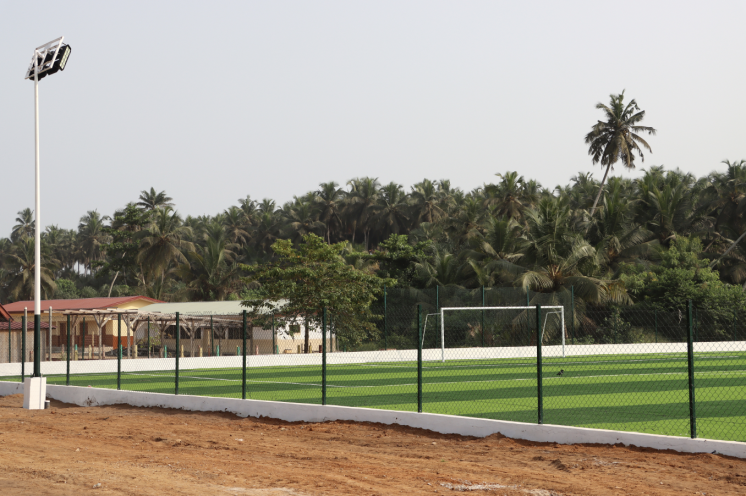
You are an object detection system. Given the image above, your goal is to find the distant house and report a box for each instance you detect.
[140,301,335,356]
[2,296,161,357]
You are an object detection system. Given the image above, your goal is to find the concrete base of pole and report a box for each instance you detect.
[22,377,46,410]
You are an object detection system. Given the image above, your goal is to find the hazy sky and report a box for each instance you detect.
[1,1,745,235]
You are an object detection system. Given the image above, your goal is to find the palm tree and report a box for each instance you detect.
[283,202,325,242]
[414,246,465,287]
[499,197,630,305]
[223,206,250,246]
[250,211,281,254]
[345,177,380,250]
[77,210,110,275]
[178,237,238,301]
[409,179,446,226]
[5,237,58,300]
[589,181,657,273]
[137,188,174,211]
[484,172,526,220]
[137,207,195,289]
[315,182,345,243]
[11,209,34,241]
[585,91,656,219]
[375,182,410,239]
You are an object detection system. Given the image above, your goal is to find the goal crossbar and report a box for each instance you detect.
[438,306,566,362]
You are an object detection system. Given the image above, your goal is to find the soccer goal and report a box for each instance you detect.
[424,306,566,362]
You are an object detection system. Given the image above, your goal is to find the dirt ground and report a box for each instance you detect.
[0,395,744,495]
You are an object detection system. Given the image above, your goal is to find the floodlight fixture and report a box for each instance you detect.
[24,37,72,82]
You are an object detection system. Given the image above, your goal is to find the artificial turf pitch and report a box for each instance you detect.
[5,351,746,442]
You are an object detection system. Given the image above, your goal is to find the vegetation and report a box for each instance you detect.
[0,92,743,314]
[241,234,392,348]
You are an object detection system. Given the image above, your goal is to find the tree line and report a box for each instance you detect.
[0,92,744,313]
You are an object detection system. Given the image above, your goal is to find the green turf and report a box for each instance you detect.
[3,351,745,442]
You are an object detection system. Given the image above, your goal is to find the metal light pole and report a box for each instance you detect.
[22,37,71,409]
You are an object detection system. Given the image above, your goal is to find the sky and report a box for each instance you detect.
[1,1,745,235]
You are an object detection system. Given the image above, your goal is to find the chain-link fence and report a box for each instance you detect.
[0,288,744,443]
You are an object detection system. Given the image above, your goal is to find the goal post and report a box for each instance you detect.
[438,306,566,362]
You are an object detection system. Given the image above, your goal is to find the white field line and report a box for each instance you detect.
[356,354,742,370]
[124,369,746,391]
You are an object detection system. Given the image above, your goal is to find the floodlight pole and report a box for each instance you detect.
[23,36,71,410]
[32,62,41,379]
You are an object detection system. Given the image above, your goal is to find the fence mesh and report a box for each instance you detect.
[1,288,745,443]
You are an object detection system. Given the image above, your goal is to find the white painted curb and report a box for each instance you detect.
[0,381,742,459]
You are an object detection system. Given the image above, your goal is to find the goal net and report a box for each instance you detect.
[423,306,566,362]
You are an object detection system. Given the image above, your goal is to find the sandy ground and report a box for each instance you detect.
[0,395,744,495]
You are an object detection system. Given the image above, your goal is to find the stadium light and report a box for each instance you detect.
[22,37,72,410]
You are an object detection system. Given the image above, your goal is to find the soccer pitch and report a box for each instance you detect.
[6,351,746,442]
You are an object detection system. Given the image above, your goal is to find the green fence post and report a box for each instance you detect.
[734,308,738,341]
[687,300,697,438]
[570,286,575,345]
[417,303,423,413]
[536,304,543,425]
[435,285,440,349]
[33,311,40,378]
[175,312,180,395]
[526,290,531,346]
[693,308,697,342]
[117,314,122,390]
[322,307,327,406]
[147,316,151,358]
[21,310,26,379]
[66,314,71,385]
[210,316,214,356]
[272,315,276,354]
[654,310,658,343]
[242,310,247,400]
[81,317,86,360]
[481,286,485,347]
[383,285,387,350]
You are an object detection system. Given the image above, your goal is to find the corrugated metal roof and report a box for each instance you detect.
[0,321,53,330]
[0,304,11,322]
[139,300,249,315]
[4,296,163,313]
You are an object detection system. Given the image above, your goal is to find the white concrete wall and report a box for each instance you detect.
[1,341,744,377]
[0,381,741,459]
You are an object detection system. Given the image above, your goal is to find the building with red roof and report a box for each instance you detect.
[1,296,161,361]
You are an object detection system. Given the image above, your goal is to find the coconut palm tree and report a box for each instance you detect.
[498,197,630,305]
[585,91,656,219]
[409,179,446,226]
[11,209,34,241]
[250,211,282,254]
[414,246,466,287]
[78,210,110,275]
[223,206,250,246]
[345,177,380,249]
[315,182,345,243]
[484,172,527,220]
[137,207,195,288]
[178,236,239,301]
[137,188,174,211]
[375,182,410,239]
[5,237,58,300]
[283,201,325,243]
